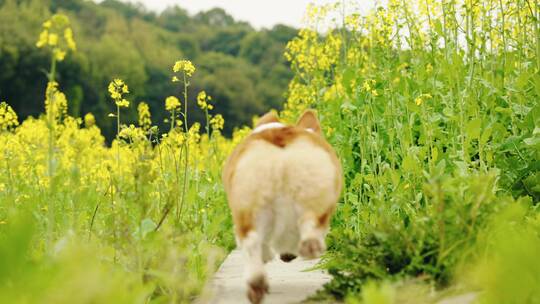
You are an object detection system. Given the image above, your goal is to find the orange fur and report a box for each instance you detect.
[296,110,322,135]
[233,209,253,239]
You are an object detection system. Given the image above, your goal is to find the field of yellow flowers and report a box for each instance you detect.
[1,14,243,303]
[0,1,539,303]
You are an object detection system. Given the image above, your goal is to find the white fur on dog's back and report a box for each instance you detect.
[252,122,314,134]
[230,135,338,212]
[280,137,339,213]
[252,122,286,134]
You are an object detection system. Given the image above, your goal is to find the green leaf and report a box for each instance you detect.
[466,118,482,139]
[524,136,540,146]
[512,103,531,116]
[133,218,157,240]
[480,125,493,145]
[341,101,358,112]
[341,68,356,93]
[402,154,419,174]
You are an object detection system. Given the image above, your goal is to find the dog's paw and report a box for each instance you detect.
[247,274,269,304]
[299,238,324,259]
[279,253,297,263]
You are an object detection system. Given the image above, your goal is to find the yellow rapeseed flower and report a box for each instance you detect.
[137,102,152,130]
[119,124,146,142]
[415,93,433,106]
[84,113,96,128]
[117,99,130,108]
[426,63,433,74]
[361,80,372,92]
[166,129,185,147]
[0,101,19,131]
[361,79,378,96]
[189,122,202,143]
[53,49,66,61]
[165,96,181,111]
[36,14,76,62]
[210,114,225,131]
[36,30,49,48]
[197,91,214,110]
[45,82,68,121]
[64,28,76,51]
[345,14,361,31]
[108,79,130,108]
[172,60,196,77]
[48,33,59,46]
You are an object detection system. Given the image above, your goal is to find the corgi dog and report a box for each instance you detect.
[222,110,342,304]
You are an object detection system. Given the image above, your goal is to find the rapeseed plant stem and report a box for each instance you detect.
[170,59,196,223]
[38,14,77,252]
[178,71,189,222]
[183,72,189,131]
[171,109,175,130]
[45,44,58,253]
[47,56,57,180]
[116,104,120,167]
[117,105,120,138]
[205,108,210,139]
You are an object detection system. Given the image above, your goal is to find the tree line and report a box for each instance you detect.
[0,0,297,139]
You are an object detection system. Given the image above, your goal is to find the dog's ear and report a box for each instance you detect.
[296,110,321,135]
[255,111,279,127]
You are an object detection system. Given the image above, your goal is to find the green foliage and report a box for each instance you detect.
[0,215,151,303]
[324,170,505,298]
[464,202,540,304]
[0,211,226,303]
[282,0,540,301]
[358,281,395,304]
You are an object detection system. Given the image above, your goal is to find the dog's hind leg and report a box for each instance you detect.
[241,230,269,304]
[297,209,332,260]
[236,207,273,304]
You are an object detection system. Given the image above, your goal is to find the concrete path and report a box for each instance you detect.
[437,293,477,304]
[200,249,332,304]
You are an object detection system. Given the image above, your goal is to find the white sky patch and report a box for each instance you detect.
[105,0,375,29]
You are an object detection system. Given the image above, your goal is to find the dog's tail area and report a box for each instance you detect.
[254,110,322,148]
[255,126,298,148]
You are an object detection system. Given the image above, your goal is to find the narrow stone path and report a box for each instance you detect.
[199,250,477,304]
[201,249,331,304]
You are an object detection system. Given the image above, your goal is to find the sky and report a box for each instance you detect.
[113,0,372,29]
